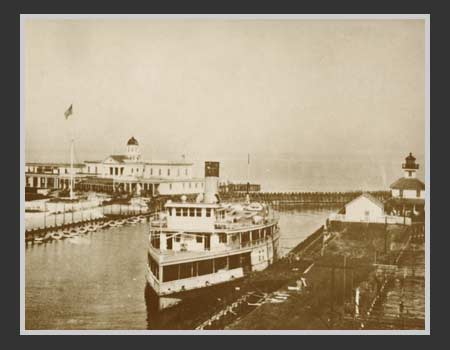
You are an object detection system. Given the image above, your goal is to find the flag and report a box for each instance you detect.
[64,104,73,119]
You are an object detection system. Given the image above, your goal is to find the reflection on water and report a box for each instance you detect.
[25,205,338,330]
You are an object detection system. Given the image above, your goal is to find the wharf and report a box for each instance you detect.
[162,221,424,331]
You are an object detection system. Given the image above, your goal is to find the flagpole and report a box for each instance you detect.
[70,137,74,200]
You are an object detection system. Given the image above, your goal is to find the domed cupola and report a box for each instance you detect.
[127,136,139,146]
[126,136,141,161]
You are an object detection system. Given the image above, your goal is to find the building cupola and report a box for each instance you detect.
[402,152,419,178]
[126,136,141,161]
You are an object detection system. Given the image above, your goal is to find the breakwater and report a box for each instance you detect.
[219,190,390,205]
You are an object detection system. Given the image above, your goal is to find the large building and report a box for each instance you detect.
[25,137,205,197]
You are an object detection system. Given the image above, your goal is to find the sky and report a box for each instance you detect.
[24,19,425,166]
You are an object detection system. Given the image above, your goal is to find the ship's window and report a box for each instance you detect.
[196,235,203,243]
[229,254,241,269]
[163,265,179,282]
[218,233,227,243]
[198,259,213,276]
[189,208,195,217]
[176,208,182,216]
[214,257,228,272]
[196,208,202,217]
[182,208,188,217]
[206,209,212,217]
[179,262,193,279]
[417,189,421,198]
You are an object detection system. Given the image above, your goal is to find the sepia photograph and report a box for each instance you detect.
[20,14,429,334]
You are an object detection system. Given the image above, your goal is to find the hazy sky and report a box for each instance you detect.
[24,19,425,164]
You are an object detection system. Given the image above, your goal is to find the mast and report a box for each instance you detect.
[70,137,74,200]
[246,153,250,204]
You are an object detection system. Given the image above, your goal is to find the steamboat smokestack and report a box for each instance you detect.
[204,161,220,204]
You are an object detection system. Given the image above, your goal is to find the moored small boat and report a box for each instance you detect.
[78,226,88,234]
[115,219,125,226]
[51,231,63,240]
[107,220,117,227]
[34,236,45,244]
[87,224,97,232]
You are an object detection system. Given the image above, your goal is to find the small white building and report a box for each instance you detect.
[343,193,385,222]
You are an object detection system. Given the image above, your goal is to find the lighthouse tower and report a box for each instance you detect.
[402,152,419,179]
[126,136,141,161]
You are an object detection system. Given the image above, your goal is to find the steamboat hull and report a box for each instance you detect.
[146,233,280,310]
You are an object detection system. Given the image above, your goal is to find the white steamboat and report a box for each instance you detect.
[146,162,280,309]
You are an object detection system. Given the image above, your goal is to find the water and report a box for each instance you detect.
[25,206,337,330]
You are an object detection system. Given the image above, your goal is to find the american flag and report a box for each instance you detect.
[64,104,73,119]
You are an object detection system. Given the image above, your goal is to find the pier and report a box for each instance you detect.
[155,219,423,330]
[219,190,391,206]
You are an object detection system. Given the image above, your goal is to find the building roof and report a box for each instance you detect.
[405,152,416,161]
[345,192,384,209]
[26,162,85,168]
[108,155,128,163]
[390,177,425,191]
[127,136,139,146]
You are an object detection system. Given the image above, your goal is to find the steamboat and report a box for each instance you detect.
[146,161,280,309]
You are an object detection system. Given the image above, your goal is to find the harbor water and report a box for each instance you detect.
[25,206,337,330]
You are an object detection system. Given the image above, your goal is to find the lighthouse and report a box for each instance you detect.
[387,152,425,219]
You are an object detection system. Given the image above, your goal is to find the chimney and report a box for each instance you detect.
[204,161,219,204]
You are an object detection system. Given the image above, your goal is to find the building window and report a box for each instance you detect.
[206,208,211,217]
[417,189,421,198]
[137,168,139,172]
[196,235,203,243]
[169,184,172,190]
[182,208,188,217]
[408,171,412,177]
[185,168,188,176]
[95,166,98,174]
[183,182,185,188]
[87,166,90,173]
[150,168,153,176]
[176,208,182,216]
[196,208,202,217]
[175,235,181,242]
[131,168,134,174]
[109,168,113,175]
[399,189,403,198]
[168,169,170,176]
[159,169,162,176]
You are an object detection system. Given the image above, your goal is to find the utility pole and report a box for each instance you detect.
[343,255,347,303]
